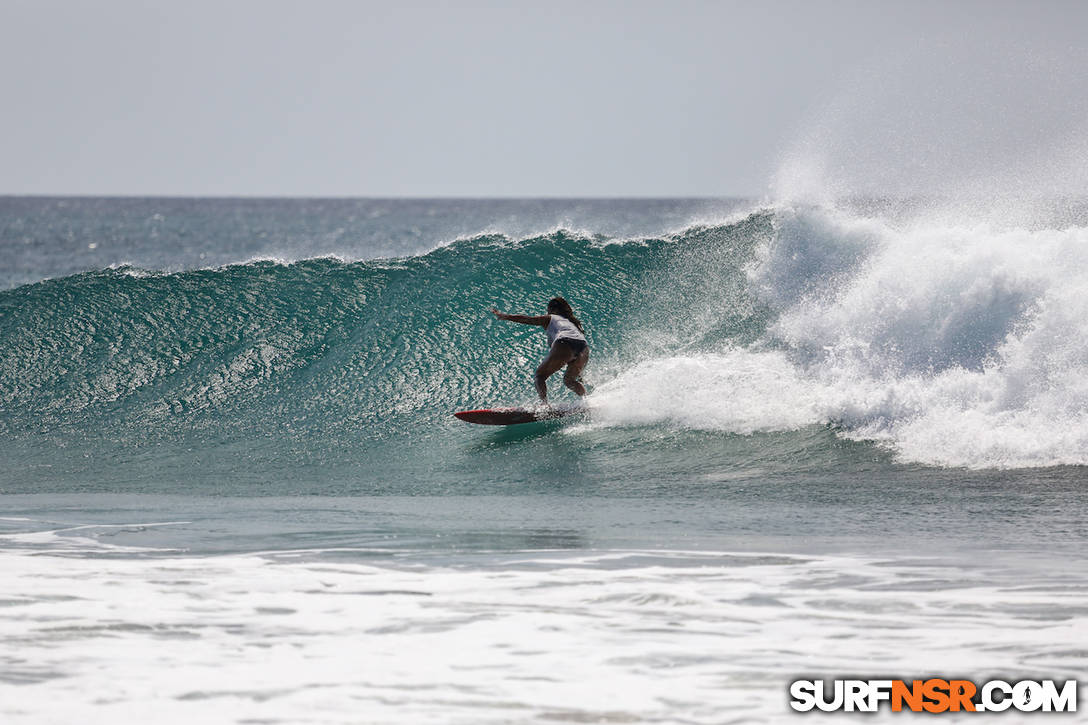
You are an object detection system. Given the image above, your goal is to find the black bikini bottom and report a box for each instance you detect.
[554,338,588,357]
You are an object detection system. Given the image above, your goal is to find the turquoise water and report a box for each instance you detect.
[2,197,1087,723]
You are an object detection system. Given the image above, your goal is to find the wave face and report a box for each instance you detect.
[3,200,1088,477]
[0,219,771,441]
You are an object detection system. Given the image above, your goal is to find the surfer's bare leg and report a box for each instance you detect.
[535,345,576,402]
[563,349,589,396]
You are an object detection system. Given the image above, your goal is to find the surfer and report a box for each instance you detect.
[490,297,589,402]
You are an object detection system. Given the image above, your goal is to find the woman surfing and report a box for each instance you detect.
[491,297,589,403]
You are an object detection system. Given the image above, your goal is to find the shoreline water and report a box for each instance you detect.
[3,526,1085,724]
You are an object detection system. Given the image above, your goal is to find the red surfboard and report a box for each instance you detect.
[454,406,583,425]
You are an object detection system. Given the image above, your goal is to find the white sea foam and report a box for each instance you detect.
[589,349,819,433]
[594,203,1088,468]
[3,522,189,550]
[1,544,1084,724]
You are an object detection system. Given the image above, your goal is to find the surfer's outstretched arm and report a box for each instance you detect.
[490,309,550,326]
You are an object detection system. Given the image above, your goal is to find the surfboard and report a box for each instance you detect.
[454,406,583,425]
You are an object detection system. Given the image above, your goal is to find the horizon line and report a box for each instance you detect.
[0,193,755,201]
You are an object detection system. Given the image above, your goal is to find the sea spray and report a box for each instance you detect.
[591,204,1088,468]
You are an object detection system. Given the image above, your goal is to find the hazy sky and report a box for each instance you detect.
[3,0,1087,197]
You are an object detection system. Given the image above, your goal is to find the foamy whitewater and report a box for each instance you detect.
[2,197,1087,723]
[593,203,1088,468]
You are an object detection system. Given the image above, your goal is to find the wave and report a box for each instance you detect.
[4,204,1088,469]
[0,219,772,443]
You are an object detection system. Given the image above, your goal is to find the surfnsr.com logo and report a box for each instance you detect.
[789,679,1078,713]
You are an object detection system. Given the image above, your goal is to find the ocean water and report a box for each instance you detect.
[2,197,1087,723]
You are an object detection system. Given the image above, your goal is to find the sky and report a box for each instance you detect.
[2,0,1087,197]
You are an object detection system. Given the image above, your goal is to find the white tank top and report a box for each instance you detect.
[546,314,586,346]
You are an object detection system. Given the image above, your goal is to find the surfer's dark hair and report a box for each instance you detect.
[547,296,584,333]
